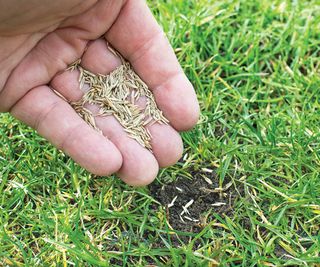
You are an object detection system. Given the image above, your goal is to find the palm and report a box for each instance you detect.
[0,0,199,186]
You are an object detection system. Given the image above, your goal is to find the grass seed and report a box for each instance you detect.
[68,47,168,151]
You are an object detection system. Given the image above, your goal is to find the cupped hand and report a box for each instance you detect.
[0,0,199,186]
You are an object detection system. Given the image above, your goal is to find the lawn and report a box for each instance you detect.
[1,0,320,266]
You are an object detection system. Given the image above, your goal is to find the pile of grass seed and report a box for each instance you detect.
[68,48,168,151]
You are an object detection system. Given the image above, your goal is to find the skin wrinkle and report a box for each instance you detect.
[60,0,127,40]
[33,98,61,132]
[152,72,183,95]
[34,41,67,81]
[126,29,165,64]
[58,122,87,151]
[0,35,29,64]
[0,33,45,92]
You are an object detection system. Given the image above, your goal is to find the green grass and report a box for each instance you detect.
[1,0,320,266]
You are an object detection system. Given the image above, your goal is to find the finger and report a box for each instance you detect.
[87,104,159,186]
[10,85,123,176]
[105,0,200,131]
[50,69,85,102]
[80,39,183,168]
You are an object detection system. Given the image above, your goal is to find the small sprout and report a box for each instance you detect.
[211,202,226,207]
[179,215,185,223]
[201,167,213,173]
[202,175,213,185]
[180,199,194,216]
[184,216,199,222]
[175,186,183,192]
[168,196,178,208]
[182,153,188,161]
[184,199,194,209]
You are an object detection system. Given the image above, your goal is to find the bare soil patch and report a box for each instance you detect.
[149,167,242,233]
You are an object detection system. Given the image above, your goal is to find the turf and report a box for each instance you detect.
[1,0,320,266]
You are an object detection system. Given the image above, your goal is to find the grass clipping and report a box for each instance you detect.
[68,48,168,151]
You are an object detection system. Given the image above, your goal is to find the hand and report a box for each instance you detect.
[0,0,199,186]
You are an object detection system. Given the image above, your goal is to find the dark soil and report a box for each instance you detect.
[149,167,242,233]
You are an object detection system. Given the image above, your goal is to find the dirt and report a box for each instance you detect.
[149,166,242,233]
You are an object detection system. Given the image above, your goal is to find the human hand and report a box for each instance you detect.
[0,0,199,186]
